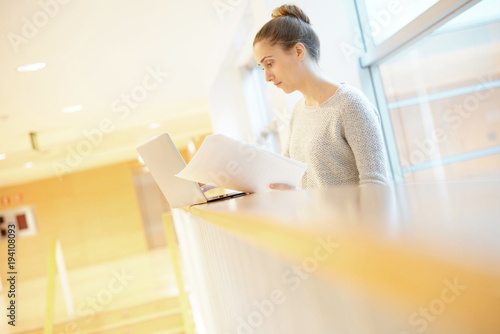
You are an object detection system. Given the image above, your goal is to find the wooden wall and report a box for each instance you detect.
[0,160,147,280]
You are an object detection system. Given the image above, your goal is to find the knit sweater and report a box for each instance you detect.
[282,82,389,188]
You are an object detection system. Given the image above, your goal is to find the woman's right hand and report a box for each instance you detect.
[269,183,296,190]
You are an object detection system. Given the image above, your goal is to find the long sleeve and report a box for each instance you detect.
[340,92,389,186]
[281,111,294,159]
[282,137,290,158]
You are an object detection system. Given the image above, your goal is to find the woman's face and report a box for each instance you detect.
[253,40,303,94]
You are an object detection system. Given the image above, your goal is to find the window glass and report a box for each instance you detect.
[359,0,439,45]
[377,0,500,182]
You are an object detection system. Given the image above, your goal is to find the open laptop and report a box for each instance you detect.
[137,133,246,208]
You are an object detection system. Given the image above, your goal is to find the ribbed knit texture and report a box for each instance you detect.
[283,82,389,188]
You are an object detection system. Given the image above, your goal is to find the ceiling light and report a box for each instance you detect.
[25,162,33,168]
[17,62,46,72]
[138,155,145,164]
[149,122,161,129]
[62,105,82,113]
[0,153,6,160]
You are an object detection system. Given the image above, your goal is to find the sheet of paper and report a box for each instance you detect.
[175,134,307,193]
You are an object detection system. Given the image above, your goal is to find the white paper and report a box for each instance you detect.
[175,134,307,193]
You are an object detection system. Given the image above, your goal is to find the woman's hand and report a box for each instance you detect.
[269,183,296,190]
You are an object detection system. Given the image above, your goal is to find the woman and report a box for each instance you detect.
[253,4,389,189]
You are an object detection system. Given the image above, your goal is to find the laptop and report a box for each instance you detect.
[137,133,247,208]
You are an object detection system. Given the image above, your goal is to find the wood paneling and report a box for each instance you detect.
[0,161,147,280]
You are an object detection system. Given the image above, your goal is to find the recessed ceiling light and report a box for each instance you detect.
[25,162,33,168]
[149,122,161,129]
[0,153,6,160]
[17,62,46,72]
[62,105,83,113]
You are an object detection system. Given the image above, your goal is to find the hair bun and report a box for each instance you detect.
[271,4,311,24]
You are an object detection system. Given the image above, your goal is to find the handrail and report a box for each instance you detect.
[44,239,75,334]
[44,238,57,334]
[179,184,500,333]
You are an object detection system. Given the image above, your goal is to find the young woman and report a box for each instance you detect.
[253,4,390,189]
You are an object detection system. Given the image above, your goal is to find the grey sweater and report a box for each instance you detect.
[283,82,389,188]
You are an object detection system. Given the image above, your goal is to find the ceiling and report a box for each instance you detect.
[0,0,254,187]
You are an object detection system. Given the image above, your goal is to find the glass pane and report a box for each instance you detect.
[378,0,500,182]
[359,0,439,45]
[404,153,500,183]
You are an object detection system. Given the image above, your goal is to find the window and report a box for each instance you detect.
[358,0,440,46]
[356,0,500,182]
[241,65,281,153]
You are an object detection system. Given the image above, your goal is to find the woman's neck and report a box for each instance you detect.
[298,65,338,106]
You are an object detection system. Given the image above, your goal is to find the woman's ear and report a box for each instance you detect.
[294,43,306,61]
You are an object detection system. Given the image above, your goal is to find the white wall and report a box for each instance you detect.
[209,66,253,141]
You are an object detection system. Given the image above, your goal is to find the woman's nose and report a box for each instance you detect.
[265,71,273,82]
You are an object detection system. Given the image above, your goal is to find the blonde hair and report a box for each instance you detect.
[253,4,320,62]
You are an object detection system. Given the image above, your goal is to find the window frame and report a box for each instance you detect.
[353,0,484,182]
